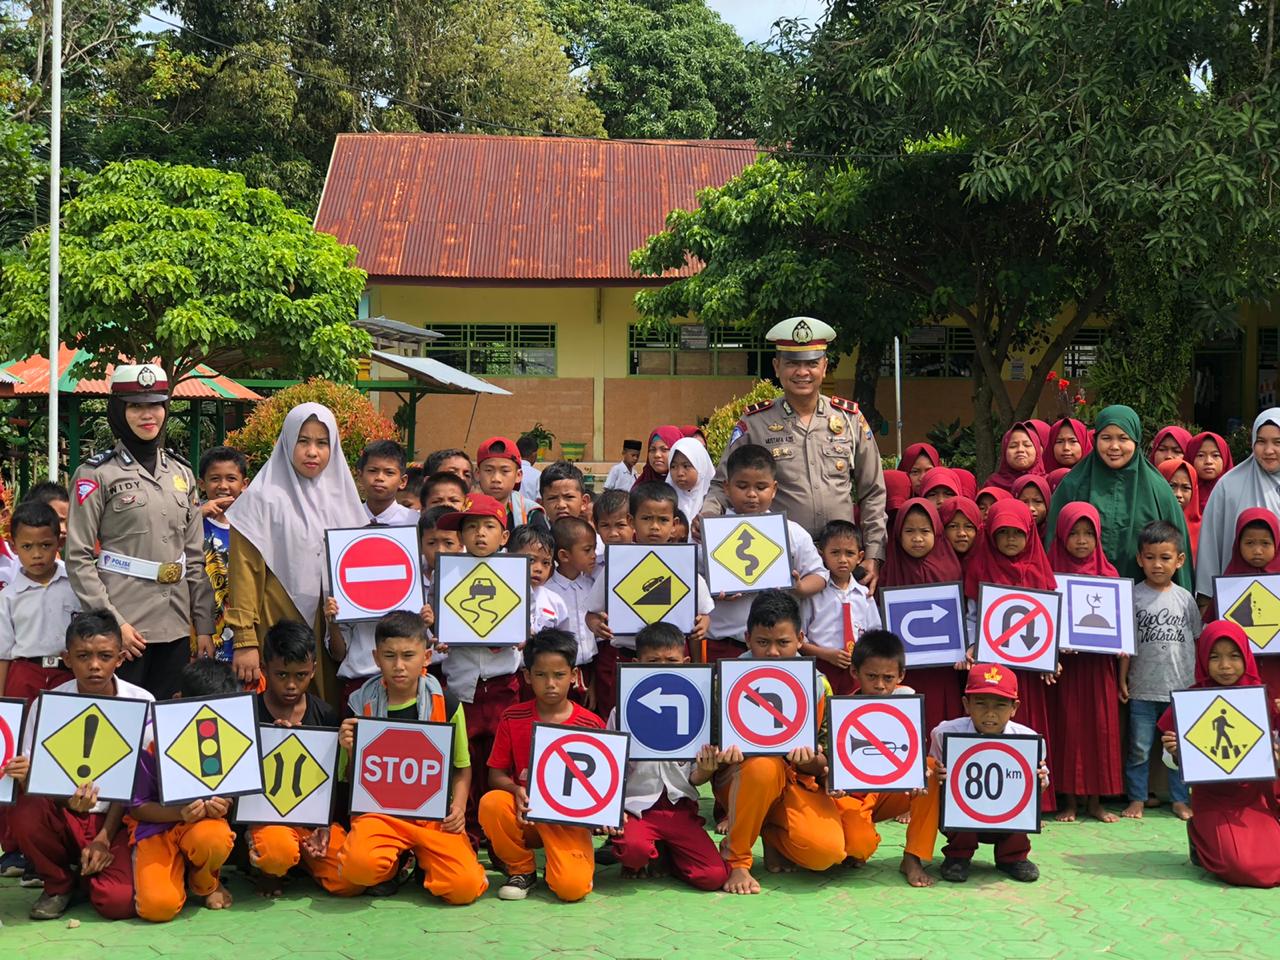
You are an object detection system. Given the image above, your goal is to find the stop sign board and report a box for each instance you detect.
[0,698,27,805]
[326,525,426,622]
[350,719,454,820]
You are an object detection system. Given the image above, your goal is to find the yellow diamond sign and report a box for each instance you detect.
[1225,581,1280,651]
[444,561,522,639]
[262,734,330,816]
[41,703,133,787]
[711,521,784,587]
[1184,694,1265,775]
[164,704,252,790]
[613,551,691,625]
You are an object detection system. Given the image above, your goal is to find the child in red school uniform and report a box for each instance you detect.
[1150,425,1192,466]
[920,467,962,508]
[939,497,982,573]
[983,423,1046,494]
[952,468,978,500]
[962,499,1059,812]
[1159,621,1280,888]
[898,442,941,495]
[1212,507,1280,708]
[1157,457,1202,563]
[974,485,1011,521]
[1185,431,1234,511]
[1012,474,1051,535]
[1046,503,1123,823]
[1048,418,1091,470]
[881,498,967,734]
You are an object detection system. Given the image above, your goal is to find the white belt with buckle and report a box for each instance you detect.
[98,551,185,584]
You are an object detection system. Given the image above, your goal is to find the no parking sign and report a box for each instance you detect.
[939,733,1042,834]
[526,724,630,829]
[617,664,713,760]
[718,658,817,756]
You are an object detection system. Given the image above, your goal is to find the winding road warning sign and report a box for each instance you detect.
[977,584,1060,674]
[718,659,817,755]
[526,725,629,829]
[829,696,926,793]
[940,733,1042,834]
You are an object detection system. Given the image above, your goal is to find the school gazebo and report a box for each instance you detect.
[0,346,263,493]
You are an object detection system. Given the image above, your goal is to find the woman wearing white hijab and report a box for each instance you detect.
[666,436,714,539]
[1195,408,1280,601]
[225,404,365,694]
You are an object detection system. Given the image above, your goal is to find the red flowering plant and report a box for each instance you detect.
[226,379,399,476]
[1045,370,1087,417]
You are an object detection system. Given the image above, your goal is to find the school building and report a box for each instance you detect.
[313,132,1269,463]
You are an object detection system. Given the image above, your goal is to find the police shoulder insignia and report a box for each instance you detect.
[84,449,117,468]
[830,396,859,415]
[743,400,774,417]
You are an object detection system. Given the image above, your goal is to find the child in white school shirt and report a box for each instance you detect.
[802,520,881,696]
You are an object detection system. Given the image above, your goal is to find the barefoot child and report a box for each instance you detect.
[933,664,1051,883]
[1119,521,1199,821]
[714,590,845,895]
[833,630,941,887]
[1046,503,1123,823]
[803,520,879,696]
[606,622,729,889]
[130,660,239,921]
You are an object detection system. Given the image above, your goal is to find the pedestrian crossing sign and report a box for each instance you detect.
[704,513,791,594]
[1172,686,1277,784]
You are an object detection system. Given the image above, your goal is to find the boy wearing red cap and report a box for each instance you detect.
[929,664,1050,883]
[437,494,526,848]
[475,437,549,534]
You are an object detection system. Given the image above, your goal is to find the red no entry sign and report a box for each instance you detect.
[835,701,921,789]
[336,533,417,614]
[726,665,811,750]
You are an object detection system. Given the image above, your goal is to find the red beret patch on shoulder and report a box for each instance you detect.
[75,479,99,504]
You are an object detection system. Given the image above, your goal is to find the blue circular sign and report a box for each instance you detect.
[624,673,706,754]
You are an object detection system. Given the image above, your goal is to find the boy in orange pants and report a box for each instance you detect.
[336,611,487,905]
[247,620,360,897]
[479,629,606,902]
[831,630,941,887]
[129,660,239,921]
[714,591,846,895]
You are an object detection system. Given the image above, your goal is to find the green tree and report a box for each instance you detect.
[0,160,370,382]
[548,0,763,138]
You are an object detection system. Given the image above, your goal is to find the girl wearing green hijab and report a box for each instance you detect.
[1045,405,1193,590]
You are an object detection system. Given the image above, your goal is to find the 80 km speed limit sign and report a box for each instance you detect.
[939,733,1042,834]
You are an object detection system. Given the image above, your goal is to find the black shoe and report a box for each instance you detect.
[367,851,416,896]
[19,865,43,888]
[594,844,619,866]
[497,872,538,901]
[996,859,1040,882]
[939,858,970,883]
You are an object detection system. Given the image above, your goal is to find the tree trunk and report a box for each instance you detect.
[851,338,886,430]
[972,359,997,480]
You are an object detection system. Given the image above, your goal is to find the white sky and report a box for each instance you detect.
[707,0,825,43]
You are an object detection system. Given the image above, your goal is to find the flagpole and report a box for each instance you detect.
[47,0,62,480]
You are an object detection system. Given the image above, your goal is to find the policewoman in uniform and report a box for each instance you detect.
[701,317,889,590]
[66,365,215,698]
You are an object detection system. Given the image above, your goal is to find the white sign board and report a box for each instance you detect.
[976,583,1061,674]
[828,695,928,793]
[26,692,149,803]
[153,694,264,803]
[526,723,630,830]
[606,544,698,635]
[434,554,531,647]
[939,733,1042,834]
[1056,574,1135,655]
[235,726,340,827]
[350,718,455,820]
[1171,685,1277,784]
[718,658,817,756]
[702,513,793,594]
[326,525,427,622]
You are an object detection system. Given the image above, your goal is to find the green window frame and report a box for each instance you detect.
[884,326,977,378]
[421,323,557,377]
[628,324,772,377]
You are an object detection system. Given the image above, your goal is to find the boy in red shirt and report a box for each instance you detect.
[479,628,604,902]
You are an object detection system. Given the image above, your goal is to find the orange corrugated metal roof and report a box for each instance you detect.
[313,133,758,282]
[0,346,262,401]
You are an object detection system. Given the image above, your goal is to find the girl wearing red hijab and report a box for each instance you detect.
[952,468,978,500]
[1149,425,1192,466]
[1186,431,1234,510]
[883,469,913,518]
[983,423,1046,493]
[636,425,683,484]
[1046,467,1071,493]
[1046,503,1123,823]
[1157,457,1201,562]
[897,443,941,495]
[939,497,982,572]
[1011,475,1051,534]
[919,466,961,508]
[1158,621,1280,888]
[963,499,1059,811]
[1048,418,1091,470]
[1214,507,1280,704]
[974,484,1011,521]
[881,498,967,735]
[1027,419,1052,452]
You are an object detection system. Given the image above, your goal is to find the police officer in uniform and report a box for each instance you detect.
[701,317,888,590]
[66,365,215,698]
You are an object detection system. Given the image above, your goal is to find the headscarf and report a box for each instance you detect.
[1027,419,1052,451]
[666,436,713,533]
[963,499,1058,599]
[1011,474,1052,535]
[1158,622,1276,734]
[1223,507,1280,576]
[1196,409,1280,598]
[1046,404,1192,590]
[882,498,963,588]
[897,442,940,474]
[976,485,1013,507]
[636,425,683,484]
[225,403,365,624]
[938,497,983,568]
[919,466,961,501]
[1046,467,1071,492]
[679,425,705,444]
[1186,431,1235,510]
[983,422,1046,492]
[884,470,913,512]
[1149,425,1192,464]
[953,468,978,499]
[1048,418,1092,470]
[107,396,168,475]
[1157,457,1201,562]
[1046,502,1117,577]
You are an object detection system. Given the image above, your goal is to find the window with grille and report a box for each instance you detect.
[882,326,977,378]
[1062,328,1107,379]
[421,324,556,377]
[628,325,772,377]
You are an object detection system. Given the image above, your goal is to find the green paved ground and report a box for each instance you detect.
[4,807,1276,960]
